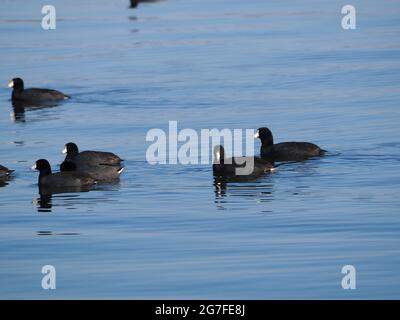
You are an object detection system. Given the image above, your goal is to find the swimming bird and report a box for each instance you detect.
[32,159,95,188]
[213,145,274,177]
[130,0,162,8]
[8,78,70,102]
[62,142,124,181]
[255,127,326,161]
[0,165,14,179]
[59,161,78,172]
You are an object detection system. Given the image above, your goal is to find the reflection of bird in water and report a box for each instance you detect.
[130,0,163,8]
[213,176,275,212]
[214,176,227,199]
[213,174,271,200]
[35,185,93,212]
[10,100,63,123]
[36,194,53,212]
[10,101,25,122]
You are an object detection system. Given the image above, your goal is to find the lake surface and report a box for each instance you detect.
[0,0,400,299]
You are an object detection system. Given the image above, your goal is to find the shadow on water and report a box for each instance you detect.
[35,186,93,212]
[213,173,275,208]
[37,231,80,236]
[212,157,330,210]
[128,0,164,23]
[35,182,121,212]
[10,101,64,123]
[0,178,11,188]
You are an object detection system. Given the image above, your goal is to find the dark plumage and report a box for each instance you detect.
[32,159,95,188]
[0,165,14,179]
[63,142,122,166]
[62,143,124,181]
[212,145,274,177]
[59,161,77,172]
[130,0,161,8]
[8,78,70,102]
[255,127,326,161]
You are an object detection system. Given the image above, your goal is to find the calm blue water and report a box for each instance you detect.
[1,0,400,299]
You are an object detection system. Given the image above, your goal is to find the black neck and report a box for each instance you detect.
[11,88,23,99]
[262,141,273,147]
[261,136,273,147]
[38,167,51,179]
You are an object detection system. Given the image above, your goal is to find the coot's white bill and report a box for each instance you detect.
[8,80,14,88]
[62,146,67,154]
[215,150,221,162]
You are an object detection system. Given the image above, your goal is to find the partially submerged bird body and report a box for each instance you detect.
[33,159,95,188]
[0,165,14,179]
[255,127,325,162]
[213,145,274,178]
[13,88,69,102]
[130,0,161,8]
[62,143,124,181]
[39,171,95,188]
[261,141,324,162]
[65,162,124,181]
[8,78,70,102]
[66,150,123,167]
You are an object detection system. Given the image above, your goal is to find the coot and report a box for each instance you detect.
[213,145,274,177]
[0,165,14,179]
[130,0,161,8]
[62,143,124,181]
[60,161,78,172]
[60,160,124,181]
[8,78,70,102]
[63,142,123,166]
[255,127,326,161]
[32,159,95,188]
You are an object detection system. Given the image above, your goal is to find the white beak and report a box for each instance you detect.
[62,146,67,154]
[215,150,221,162]
[31,164,37,170]
[254,130,259,138]
[8,80,14,88]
